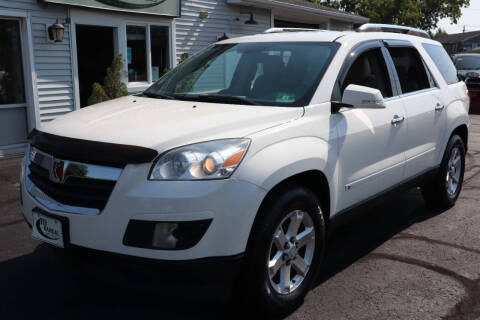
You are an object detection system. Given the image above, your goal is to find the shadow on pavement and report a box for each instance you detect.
[0,189,446,320]
[315,188,447,287]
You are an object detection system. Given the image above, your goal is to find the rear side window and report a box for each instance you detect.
[422,43,459,85]
[387,47,431,94]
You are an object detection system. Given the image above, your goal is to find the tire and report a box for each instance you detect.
[421,134,466,209]
[239,184,326,317]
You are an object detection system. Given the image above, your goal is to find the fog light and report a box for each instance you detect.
[152,222,179,249]
[123,219,212,250]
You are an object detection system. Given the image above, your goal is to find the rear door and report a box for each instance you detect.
[384,42,447,178]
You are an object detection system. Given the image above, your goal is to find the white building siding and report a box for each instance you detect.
[330,19,353,31]
[31,8,75,123]
[0,0,74,123]
[175,0,271,60]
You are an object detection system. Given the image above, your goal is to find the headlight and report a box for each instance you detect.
[466,71,480,79]
[149,139,250,180]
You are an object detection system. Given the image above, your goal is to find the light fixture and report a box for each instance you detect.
[245,12,257,25]
[199,11,209,19]
[48,19,65,43]
[218,33,229,41]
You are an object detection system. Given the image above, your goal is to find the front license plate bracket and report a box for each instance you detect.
[31,207,70,249]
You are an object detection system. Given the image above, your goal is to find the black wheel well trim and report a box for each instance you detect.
[245,170,330,253]
[451,124,468,152]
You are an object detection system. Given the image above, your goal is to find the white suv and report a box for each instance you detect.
[21,24,469,316]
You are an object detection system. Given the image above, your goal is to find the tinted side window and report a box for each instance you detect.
[387,47,430,94]
[422,43,459,85]
[342,48,393,98]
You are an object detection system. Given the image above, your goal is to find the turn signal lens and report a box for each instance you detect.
[223,150,245,168]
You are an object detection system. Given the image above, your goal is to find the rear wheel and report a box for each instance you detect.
[239,184,325,316]
[422,134,466,209]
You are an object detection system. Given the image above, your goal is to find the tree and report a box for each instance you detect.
[319,0,470,31]
[88,54,128,106]
[432,27,448,39]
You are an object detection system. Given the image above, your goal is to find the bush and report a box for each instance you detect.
[87,83,109,106]
[88,54,128,106]
[178,52,189,64]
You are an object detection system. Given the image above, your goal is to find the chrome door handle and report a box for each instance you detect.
[391,115,405,126]
[435,103,445,112]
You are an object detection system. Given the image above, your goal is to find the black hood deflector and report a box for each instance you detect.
[28,129,158,168]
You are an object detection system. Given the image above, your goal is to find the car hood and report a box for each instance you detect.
[458,69,480,77]
[40,96,303,151]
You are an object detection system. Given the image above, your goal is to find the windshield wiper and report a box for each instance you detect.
[197,94,259,105]
[139,92,175,100]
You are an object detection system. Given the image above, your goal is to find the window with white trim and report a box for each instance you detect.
[126,24,169,86]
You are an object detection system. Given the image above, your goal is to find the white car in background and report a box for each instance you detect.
[21,24,469,316]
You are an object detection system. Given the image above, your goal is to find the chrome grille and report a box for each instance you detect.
[26,146,122,213]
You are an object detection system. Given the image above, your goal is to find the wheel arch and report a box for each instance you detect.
[244,170,331,254]
[451,124,468,151]
[236,136,337,254]
[440,101,469,162]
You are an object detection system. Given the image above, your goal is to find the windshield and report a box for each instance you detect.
[455,55,480,70]
[144,42,339,107]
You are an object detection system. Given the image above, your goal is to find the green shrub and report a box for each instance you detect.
[88,54,128,106]
[178,52,189,64]
[87,83,109,106]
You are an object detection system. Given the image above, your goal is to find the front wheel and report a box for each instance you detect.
[422,134,466,209]
[239,184,325,316]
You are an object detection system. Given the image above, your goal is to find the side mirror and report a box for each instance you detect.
[342,84,386,109]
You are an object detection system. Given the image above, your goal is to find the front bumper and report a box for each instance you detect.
[21,157,267,261]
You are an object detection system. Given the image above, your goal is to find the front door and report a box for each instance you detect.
[0,18,28,156]
[333,44,407,212]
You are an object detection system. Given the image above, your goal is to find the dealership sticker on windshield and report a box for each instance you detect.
[32,211,64,248]
[276,93,295,103]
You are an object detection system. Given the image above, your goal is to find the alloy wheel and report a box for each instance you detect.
[446,146,462,198]
[267,210,316,295]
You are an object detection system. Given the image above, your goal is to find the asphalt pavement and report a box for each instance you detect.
[1,114,479,319]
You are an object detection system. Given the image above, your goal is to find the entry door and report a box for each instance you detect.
[0,18,28,155]
[333,46,407,212]
[76,25,115,107]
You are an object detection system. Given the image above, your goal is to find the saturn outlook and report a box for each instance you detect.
[21,24,470,315]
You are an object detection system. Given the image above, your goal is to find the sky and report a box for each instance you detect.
[437,0,480,33]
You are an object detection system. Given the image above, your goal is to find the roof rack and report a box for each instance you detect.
[264,28,322,34]
[356,23,430,39]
